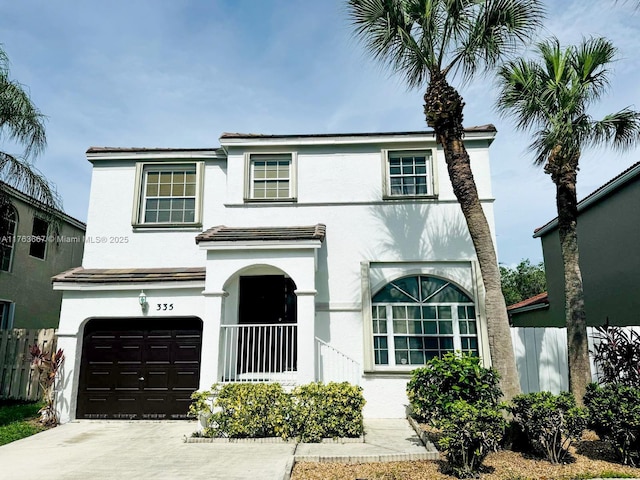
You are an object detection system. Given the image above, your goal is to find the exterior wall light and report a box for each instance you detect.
[138,290,148,307]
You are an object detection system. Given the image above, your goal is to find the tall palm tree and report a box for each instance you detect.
[0,44,60,215]
[348,0,544,400]
[496,37,640,402]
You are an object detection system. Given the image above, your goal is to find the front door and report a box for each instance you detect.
[237,275,297,375]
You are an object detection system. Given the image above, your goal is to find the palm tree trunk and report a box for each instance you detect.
[424,74,521,401]
[551,159,591,404]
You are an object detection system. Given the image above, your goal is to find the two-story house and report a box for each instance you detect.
[0,182,85,329]
[54,127,499,422]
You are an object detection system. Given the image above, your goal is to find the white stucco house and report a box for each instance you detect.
[54,127,499,422]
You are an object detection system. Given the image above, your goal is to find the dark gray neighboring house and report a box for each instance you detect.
[509,161,640,328]
[0,183,85,329]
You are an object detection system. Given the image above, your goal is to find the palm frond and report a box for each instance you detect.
[590,109,640,151]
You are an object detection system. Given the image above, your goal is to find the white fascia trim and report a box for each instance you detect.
[220,131,495,147]
[52,281,205,291]
[534,162,640,238]
[509,303,549,315]
[87,151,223,163]
[198,240,323,251]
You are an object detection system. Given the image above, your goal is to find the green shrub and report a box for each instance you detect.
[584,382,640,466]
[206,383,293,439]
[509,391,588,464]
[437,400,506,479]
[291,382,365,442]
[406,352,502,424]
[189,381,365,442]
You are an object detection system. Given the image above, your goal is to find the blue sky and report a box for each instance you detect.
[1,0,639,265]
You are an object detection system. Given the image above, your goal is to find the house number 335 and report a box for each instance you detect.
[156,303,174,311]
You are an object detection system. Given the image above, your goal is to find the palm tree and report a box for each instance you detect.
[0,44,60,215]
[496,37,640,402]
[347,0,544,400]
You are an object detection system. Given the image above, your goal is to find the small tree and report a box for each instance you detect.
[29,344,64,426]
[500,259,546,306]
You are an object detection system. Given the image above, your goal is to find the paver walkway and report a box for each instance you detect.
[0,418,433,480]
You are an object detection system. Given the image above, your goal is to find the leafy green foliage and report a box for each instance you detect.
[500,259,546,306]
[205,383,293,439]
[407,352,505,477]
[407,352,502,424]
[190,382,365,442]
[584,383,640,466]
[290,382,365,442]
[509,391,588,464]
[437,400,507,479]
[591,326,640,388]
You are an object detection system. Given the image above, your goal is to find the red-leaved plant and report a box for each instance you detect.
[591,326,640,387]
[29,344,64,426]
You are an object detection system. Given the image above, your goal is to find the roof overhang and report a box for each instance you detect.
[86,148,224,163]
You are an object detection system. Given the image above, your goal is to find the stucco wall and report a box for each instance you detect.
[512,175,640,327]
[0,194,84,328]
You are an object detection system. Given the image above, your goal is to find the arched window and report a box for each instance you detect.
[0,206,17,272]
[372,275,478,366]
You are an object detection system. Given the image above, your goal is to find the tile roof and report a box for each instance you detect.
[196,224,326,244]
[52,267,206,283]
[507,292,549,311]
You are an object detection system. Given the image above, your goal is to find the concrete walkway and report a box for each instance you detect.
[0,418,433,480]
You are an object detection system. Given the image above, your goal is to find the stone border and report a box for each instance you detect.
[184,435,365,444]
[406,415,439,454]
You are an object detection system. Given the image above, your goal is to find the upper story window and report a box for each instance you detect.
[371,275,478,368]
[246,153,296,201]
[385,150,436,198]
[0,206,17,271]
[29,217,49,260]
[134,162,203,227]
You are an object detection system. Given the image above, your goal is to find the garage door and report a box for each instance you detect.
[77,317,202,420]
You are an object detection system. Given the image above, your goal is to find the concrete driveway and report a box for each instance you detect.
[0,421,294,480]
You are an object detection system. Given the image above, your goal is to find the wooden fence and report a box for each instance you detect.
[0,329,57,401]
[511,326,640,394]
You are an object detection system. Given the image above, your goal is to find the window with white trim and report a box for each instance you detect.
[372,275,478,367]
[386,150,434,197]
[0,206,17,271]
[137,164,200,225]
[248,153,294,200]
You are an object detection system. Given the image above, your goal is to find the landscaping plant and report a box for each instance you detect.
[584,382,640,466]
[407,352,502,424]
[437,400,507,479]
[407,352,505,477]
[190,381,365,442]
[29,344,64,426]
[509,391,588,464]
[591,326,640,388]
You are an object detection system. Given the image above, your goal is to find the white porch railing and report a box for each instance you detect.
[315,337,361,385]
[220,324,297,385]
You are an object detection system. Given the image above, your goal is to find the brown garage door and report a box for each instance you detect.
[77,317,202,420]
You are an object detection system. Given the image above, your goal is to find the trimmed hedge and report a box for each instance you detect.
[190,382,364,442]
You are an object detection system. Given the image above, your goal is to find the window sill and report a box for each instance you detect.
[132,223,202,232]
[382,194,438,201]
[243,198,298,203]
[363,367,417,375]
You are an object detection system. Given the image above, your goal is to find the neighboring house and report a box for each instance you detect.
[509,161,640,328]
[54,127,499,422]
[0,182,85,329]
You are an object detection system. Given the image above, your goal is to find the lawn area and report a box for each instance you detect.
[0,400,47,446]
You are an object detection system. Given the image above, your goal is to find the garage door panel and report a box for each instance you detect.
[77,317,202,420]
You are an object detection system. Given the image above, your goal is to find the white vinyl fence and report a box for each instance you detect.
[511,326,640,394]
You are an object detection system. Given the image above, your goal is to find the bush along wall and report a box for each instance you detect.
[189,382,365,442]
[407,352,506,478]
